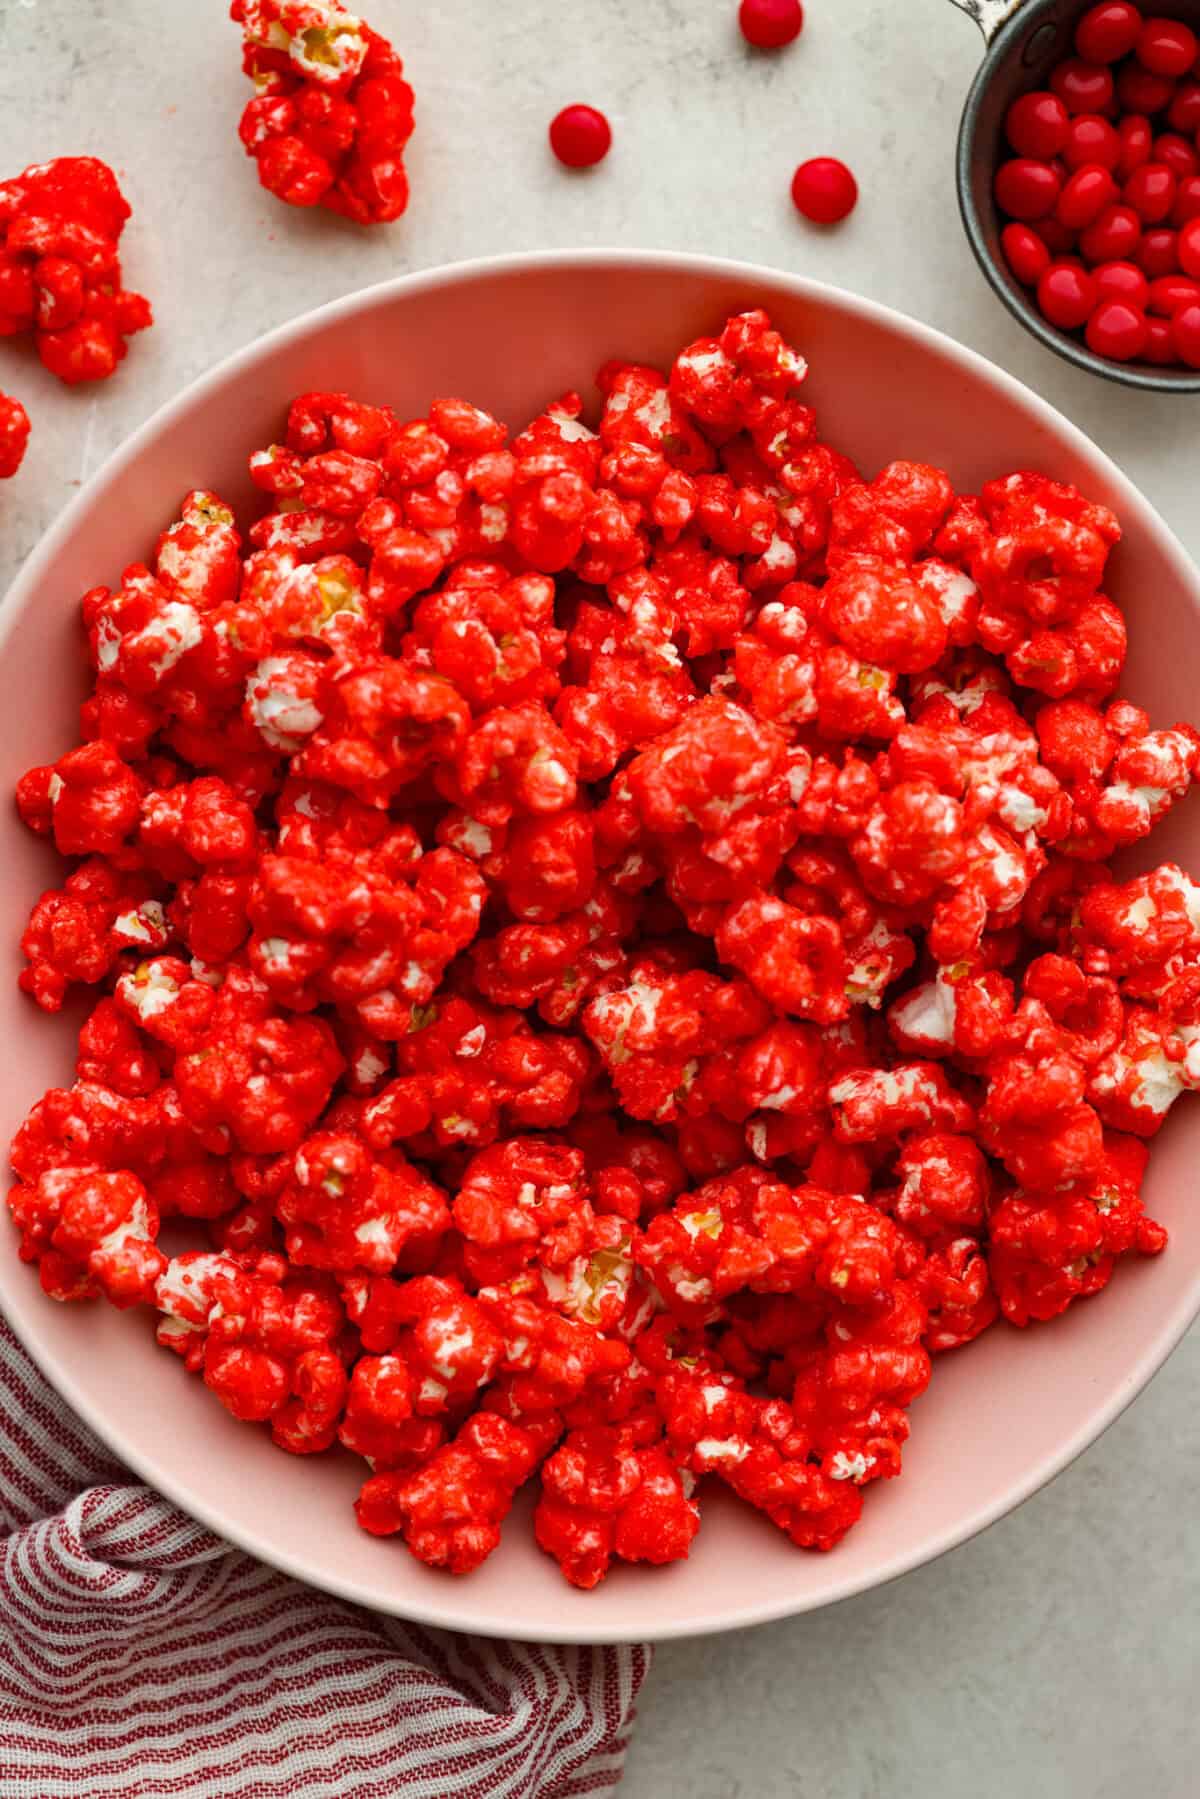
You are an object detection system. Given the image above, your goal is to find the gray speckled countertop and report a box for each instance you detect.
[2,3,1198,1793]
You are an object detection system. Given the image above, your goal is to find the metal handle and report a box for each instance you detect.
[945,0,1030,46]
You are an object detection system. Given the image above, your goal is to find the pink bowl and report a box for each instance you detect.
[3,252,1198,1644]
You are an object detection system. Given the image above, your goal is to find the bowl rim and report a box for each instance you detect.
[3,247,1200,1643]
[955,0,1200,395]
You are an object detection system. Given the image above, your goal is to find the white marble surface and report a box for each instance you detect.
[1,1,1198,1792]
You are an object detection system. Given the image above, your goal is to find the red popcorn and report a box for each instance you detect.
[77,997,161,1099]
[716,890,848,1024]
[20,859,166,1012]
[0,157,151,383]
[478,1284,633,1410]
[721,1408,869,1549]
[732,594,824,731]
[9,309,1199,1589]
[280,389,394,460]
[599,362,714,478]
[154,492,242,611]
[18,740,143,857]
[649,535,752,650]
[405,570,564,713]
[150,1155,240,1222]
[541,1214,646,1331]
[829,1063,975,1144]
[582,960,770,1123]
[851,780,968,908]
[8,1166,164,1307]
[890,1132,990,1238]
[616,695,804,916]
[568,1115,686,1221]
[555,610,696,779]
[506,424,598,577]
[357,1406,558,1573]
[829,462,954,564]
[246,840,485,1026]
[338,1353,443,1470]
[989,1133,1165,1324]
[950,473,1126,699]
[140,778,258,881]
[114,956,216,1049]
[479,809,597,923]
[154,1250,242,1353]
[534,1427,699,1588]
[171,870,256,965]
[377,1275,505,1414]
[470,915,595,1017]
[362,997,593,1153]
[1076,862,1200,1006]
[81,566,240,714]
[627,695,786,838]
[778,1298,929,1514]
[11,1079,159,1188]
[917,1237,999,1352]
[232,2,415,225]
[635,1172,909,1326]
[656,1332,909,1553]
[277,1131,448,1273]
[452,1136,593,1283]
[823,556,948,674]
[0,390,29,477]
[726,1016,826,1124]
[1088,1003,1200,1134]
[1075,724,1200,852]
[752,1182,910,1305]
[815,645,907,742]
[441,702,579,826]
[174,967,344,1153]
[158,1250,348,1451]
[677,310,810,435]
[238,550,377,661]
[295,659,469,805]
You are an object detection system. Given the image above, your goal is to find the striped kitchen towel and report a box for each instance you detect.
[0,1316,649,1797]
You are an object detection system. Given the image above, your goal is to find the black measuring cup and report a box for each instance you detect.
[951,0,1200,391]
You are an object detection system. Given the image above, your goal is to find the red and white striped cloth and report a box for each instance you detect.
[0,1315,649,1797]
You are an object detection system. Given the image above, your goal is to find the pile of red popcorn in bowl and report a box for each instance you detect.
[8,299,1200,1592]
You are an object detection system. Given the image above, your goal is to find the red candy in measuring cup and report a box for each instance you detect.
[990,1,1200,367]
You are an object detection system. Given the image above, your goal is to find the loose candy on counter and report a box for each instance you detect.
[9,305,1190,1590]
[738,0,805,52]
[791,157,858,224]
[231,0,415,223]
[548,105,613,170]
[0,158,152,384]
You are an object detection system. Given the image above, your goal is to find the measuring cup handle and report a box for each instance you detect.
[945,0,1030,46]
